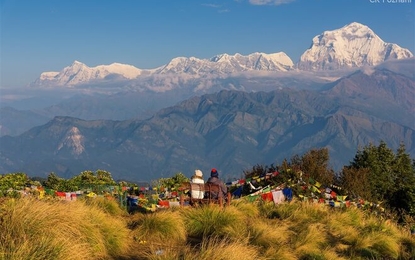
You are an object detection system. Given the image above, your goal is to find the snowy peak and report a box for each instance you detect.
[156,52,294,74]
[39,71,59,81]
[33,51,294,87]
[297,22,413,71]
[31,22,412,87]
[339,22,376,38]
[157,56,206,74]
[32,61,142,87]
[210,52,294,71]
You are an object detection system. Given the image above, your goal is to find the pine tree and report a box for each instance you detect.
[349,141,415,216]
[389,143,415,215]
[351,141,395,201]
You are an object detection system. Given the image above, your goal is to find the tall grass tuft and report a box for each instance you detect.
[258,200,296,220]
[181,205,247,241]
[0,197,130,260]
[125,210,187,260]
[399,234,415,259]
[187,237,263,260]
[128,210,186,244]
[247,218,292,248]
[231,199,260,218]
[82,196,126,216]
[288,202,329,226]
[292,223,329,258]
[128,242,189,260]
[261,247,298,260]
[368,233,400,259]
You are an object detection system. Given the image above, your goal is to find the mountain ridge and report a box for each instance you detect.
[2,67,414,181]
[31,22,413,88]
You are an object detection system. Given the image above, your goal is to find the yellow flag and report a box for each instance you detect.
[337,195,347,201]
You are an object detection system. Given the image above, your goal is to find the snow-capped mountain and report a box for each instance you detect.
[297,22,413,71]
[155,52,294,74]
[31,22,413,87]
[32,61,143,87]
[32,52,294,87]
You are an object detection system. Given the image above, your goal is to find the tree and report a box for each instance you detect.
[44,172,64,190]
[389,143,415,215]
[348,141,415,216]
[0,172,29,196]
[77,171,96,184]
[43,172,78,191]
[351,141,395,201]
[153,172,189,190]
[95,170,116,185]
[71,170,116,188]
[338,167,372,201]
[300,148,335,186]
[286,148,335,187]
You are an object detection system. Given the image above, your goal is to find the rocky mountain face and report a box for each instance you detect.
[297,22,413,71]
[1,68,413,181]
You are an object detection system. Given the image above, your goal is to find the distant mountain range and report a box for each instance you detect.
[0,22,414,182]
[1,66,413,181]
[29,22,412,88]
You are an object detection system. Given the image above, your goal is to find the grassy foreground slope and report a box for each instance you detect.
[1,197,414,260]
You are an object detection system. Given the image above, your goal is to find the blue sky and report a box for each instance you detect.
[1,0,414,88]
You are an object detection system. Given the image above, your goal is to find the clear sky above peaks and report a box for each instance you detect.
[1,0,414,88]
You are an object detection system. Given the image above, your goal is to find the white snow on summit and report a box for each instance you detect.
[39,71,59,80]
[31,22,413,88]
[210,52,293,72]
[156,52,294,74]
[297,22,413,71]
[33,52,294,87]
[33,61,142,86]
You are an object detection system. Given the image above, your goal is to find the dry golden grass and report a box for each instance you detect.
[128,210,187,246]
[292,223,329,257]
[261,247,298,260]
[230,199,260,218]
[247,218,292,249]
[288,202,330,225]
[368,232,400,259]
[399,234,415,259]
[186,237,263,260]
[2,196,415,260]
[126,242,188,260]
[0,197,130,260]
[180,204,247,241]
[82,196,126,216]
